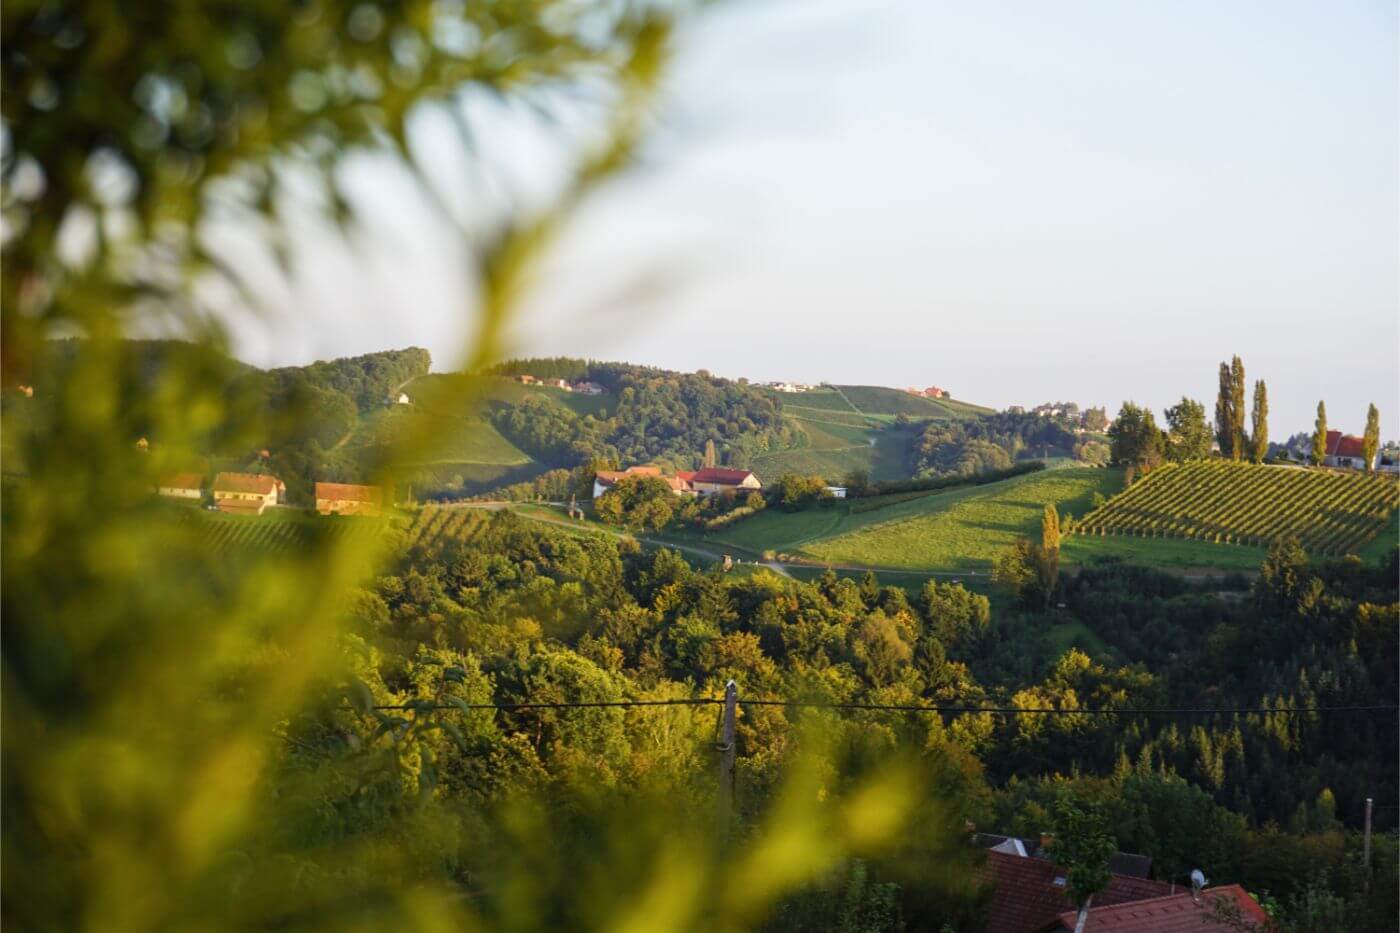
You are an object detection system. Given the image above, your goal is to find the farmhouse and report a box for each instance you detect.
[158,473,204,499]
[515,374,536,384]
[687,467,762,497]
[593,466,694,498]
[572,381,604,395]
[212,472,284,515]
[1322,430,1376,471]
[315,482,383,515]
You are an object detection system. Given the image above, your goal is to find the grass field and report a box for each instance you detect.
[1077,461,1399,556]
[797,466,1123,571]
[833,385,994,420]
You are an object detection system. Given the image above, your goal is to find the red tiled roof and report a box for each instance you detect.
[690,467,758,485]
[213,472,282,495]
[1054,885,1267,932]
[314,482,381,504]
[677,470,698,482]
[1325,430,1367,459]
[159,473,203,490]
[983,851,1172,933]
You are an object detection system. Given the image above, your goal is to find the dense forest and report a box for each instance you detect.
[279,509,1400,930]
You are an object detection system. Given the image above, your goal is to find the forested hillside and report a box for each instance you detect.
[296,508,1397,929]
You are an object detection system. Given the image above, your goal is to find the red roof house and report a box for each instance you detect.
[1051,885,1268,932]
[688,468,762,495]
[1323,430,1373,469]
[982,851,1173,933]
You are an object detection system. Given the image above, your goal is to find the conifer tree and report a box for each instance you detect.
[1214,362,1233,459]
[1230,356,1247,459]
[1250,380,1269,462]
[1312,401,1328,466]
[1363,404,1380,472]
[703,438,717,469]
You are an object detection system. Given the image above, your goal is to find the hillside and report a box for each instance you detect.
[751,384,993,484]
[1076,460,1400,556]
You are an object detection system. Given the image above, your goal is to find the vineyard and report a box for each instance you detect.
[1075,461,1399,555]
[181,509,391,555]
[404,506,495,554]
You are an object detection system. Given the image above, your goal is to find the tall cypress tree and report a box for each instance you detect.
[1214,362,1233,459]
[1312,401,1328,466]
[1250,380,1269,463]
[1039,504,1060,608]
[1363,404,1380,472]
[1230,356,1247,460]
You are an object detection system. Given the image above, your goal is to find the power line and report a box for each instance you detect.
[367,698,721,711]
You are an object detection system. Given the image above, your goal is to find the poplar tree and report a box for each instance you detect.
[703,438,717,469]
[1312,402,1328,466]
[1363,404,1380,472]
[1039,505,1061,608]
[1250,380,1269,463]
[1230,356,1247,460]
[1214,362,1234,459]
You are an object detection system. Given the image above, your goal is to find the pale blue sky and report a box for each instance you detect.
[224,0,1399,438]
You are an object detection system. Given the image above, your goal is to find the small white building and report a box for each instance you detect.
[825,486,848,499]
[396,392,411,405]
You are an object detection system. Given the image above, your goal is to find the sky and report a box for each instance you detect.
[221,0,1399,439]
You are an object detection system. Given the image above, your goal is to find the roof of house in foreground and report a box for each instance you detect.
[982,851,1172,933]
[689,467,759,484]
[1053,885,1267,932]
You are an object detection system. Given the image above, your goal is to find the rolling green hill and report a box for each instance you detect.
[1077,460,1399,556]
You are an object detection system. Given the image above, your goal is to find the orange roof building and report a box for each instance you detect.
[314,482,383,516]
[212,472,284,515]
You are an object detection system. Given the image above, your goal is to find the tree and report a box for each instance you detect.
[1045,797,1115,933]
[1363,404,1380,472]
[1250,380,1269,463]
[1164,397,1212,462]
[1081,407,1109,433]
[1312,402,1328,466]
[1230,356,1248,460]
[1107,403,1163,473]
[843,468,871,498]
[1040,505,1061,606]
[1215,362,1235,460]
[703,438,718,469]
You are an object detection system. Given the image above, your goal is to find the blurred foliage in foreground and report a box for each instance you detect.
[0,0,986,930]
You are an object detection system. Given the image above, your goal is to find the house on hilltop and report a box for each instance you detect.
[158,473,204,499]
[1322,430,1376,471]
[212,472,284,515]
[572,381,604,395]
[315,482,383,515]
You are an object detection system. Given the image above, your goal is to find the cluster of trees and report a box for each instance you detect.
[1109,358,1387,478]
[908,411,1096,477]
[301,507,1399,928]
[489,361,796,470]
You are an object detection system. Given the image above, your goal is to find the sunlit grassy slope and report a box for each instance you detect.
[797,466,1123,571]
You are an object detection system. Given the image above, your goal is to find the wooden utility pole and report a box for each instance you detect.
[718,680,737,838]
[1363,797,1373,892]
